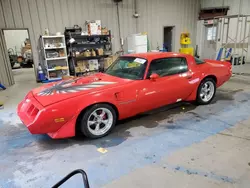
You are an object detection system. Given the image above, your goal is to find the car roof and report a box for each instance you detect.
[123,52,191,61]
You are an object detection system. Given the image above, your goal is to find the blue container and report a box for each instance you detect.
[0,83,6,90]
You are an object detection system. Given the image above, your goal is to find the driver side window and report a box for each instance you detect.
[147,57,188,78]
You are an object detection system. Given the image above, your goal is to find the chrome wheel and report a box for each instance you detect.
[200,81,215,102]
[87,108,113,136]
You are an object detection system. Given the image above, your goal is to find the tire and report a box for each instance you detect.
[80,104,117,139]
[196,78,216,105]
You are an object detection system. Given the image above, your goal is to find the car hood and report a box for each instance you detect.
[32,73,132,106]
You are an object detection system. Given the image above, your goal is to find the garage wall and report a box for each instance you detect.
[199,0,250,60]
[200,0,250,15]
[137,0,199,51]
[0,0,199,86]
[0,29,14,87]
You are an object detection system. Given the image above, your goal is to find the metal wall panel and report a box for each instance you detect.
[0,0,199,86]
[138,0,199,51]
[10,0,24,28]
[1,0,15,28]
[0,30,15,86]
[200,0,250,61]
[201,0,250,15]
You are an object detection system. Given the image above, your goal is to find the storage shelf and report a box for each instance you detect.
[70,34,110,39]
[46,57,67,61]
[65,31,112,77]
[72,43,110,47]
[42,35,65,38]
[74,55,108,61]
[48,67,69,71]
[40,34,70,82]
[48,77,62,81]
[44,46,66,49]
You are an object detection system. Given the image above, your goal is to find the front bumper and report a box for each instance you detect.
[17,92,76,138]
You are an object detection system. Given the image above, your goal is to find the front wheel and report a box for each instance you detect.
[196,78,216,105]
[80,104,117,139]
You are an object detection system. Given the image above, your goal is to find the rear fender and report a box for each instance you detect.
[185,74,217,101]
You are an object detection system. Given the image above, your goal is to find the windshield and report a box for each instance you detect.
[105,56,147,80]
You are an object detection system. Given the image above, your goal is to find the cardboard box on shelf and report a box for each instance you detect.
[62,75,75,80]
[75,67,81,73]
[96,48,104,56]
[87,20,101,35]
[101,27,109,35]
[76,61,82,67]
[77,60,88,67]
[103,55,118,69]
[111,55,118,62]
[88,59,99,71]
[104,57,112,69]
[79,66,86,72]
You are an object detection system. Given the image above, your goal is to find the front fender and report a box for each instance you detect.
[47,91,119,138]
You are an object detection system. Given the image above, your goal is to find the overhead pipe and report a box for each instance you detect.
[134,0,138,15]
[133,0,139,33]
[116,2,123,51]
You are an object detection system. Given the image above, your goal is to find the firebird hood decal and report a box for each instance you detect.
[38,79,116,96]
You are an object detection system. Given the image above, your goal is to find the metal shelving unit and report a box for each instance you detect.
[40,35,69,81]
[75,55,109,61]
[65,31,112,76]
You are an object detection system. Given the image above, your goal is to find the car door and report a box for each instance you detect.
[136,57,193,112]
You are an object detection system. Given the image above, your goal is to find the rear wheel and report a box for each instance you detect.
[196,78,216,105]
[80,104,117,139]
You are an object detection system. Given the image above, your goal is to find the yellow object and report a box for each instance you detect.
[54,66,68,70]
[179,32,194,55]
[127,62,140,68]
[179,48,194,56]
[180,32,191,45]
[97,148,108,154]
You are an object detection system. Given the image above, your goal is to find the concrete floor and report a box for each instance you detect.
[1,68,250,187]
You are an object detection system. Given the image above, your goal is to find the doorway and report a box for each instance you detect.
[163,26,174,52]
[202,26,217,59]
[2,29,36,84]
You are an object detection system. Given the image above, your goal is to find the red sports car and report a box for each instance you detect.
[17,52,232,139]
